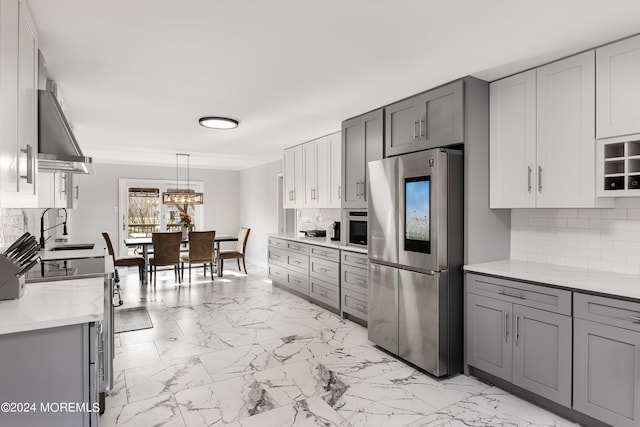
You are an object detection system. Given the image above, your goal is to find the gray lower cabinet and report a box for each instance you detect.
[573,293,640,427]
[466,273,572,408]
[0,322,98,426]
[268,238,340,311]
[340,250,368,322]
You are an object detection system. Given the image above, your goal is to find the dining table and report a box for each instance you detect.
[124,234,238,283]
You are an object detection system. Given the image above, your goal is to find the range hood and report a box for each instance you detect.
[38,82,94,174]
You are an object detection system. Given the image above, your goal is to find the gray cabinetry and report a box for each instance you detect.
[0,322,98,426]
[268,238,341,311]
[385,80,463,157]
[340,250,368,323]
[341,109,383,209]
[466,273,572,407]
[573,293,640,427]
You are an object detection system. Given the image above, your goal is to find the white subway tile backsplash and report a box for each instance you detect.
[510,206,640,275]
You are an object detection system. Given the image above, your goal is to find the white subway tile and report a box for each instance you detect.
[547,218,568,228]
[567,218,589,228]
[576,247,601,260]
[512,209,536,217]
[612,220,640,231]
[557,209,578,218]
[557,228,578,238]
[588,239,613,251]
[627,209,640,220]
[537,209,558,218]
[613,241,640,253]
[623,230,640,242]
[510,251,528,261]
[529,217,547,227]
[565,238,582,248]
[601,208,628,219]
[588,219,613,230]
[600,251,627,262]
[626,253,640,263]
[578,209,602,219]
[557,246,578,257]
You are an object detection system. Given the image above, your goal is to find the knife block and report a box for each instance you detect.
[0,255,25,300]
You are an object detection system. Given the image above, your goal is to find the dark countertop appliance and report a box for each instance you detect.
[331,221,341,241]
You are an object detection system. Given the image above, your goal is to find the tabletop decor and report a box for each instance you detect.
[179,211,193,238]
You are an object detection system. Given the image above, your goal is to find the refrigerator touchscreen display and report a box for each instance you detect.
[404,176,430,253]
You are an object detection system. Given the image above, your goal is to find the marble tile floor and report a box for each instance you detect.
[101,264,580,427]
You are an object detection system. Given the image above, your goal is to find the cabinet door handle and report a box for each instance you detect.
[338,185,341,199]
[504,311,508,342]
[498,289,525,299]
[527,167,532,193]
[630,316,640,324]
[74,185,79,200]
[538,166,542,193]
[413,120,418,139]
[515,314,520,345]
[20,144,34,184]
[419,119,425,138]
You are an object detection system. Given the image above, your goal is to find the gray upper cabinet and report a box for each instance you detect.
[341,109,383,209]
[596,33,640,139]
[385,80,463,157]
[573,293,640,427]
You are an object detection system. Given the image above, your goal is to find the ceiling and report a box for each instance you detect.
[26,0,640,170]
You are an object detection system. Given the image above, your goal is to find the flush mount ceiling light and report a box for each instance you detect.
[198,116,239,129]
[162,153,203,205]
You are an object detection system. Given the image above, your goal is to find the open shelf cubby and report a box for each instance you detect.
[600,138,640,195]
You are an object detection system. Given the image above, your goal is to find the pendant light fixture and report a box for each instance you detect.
[162,153,203,205]
[198,116,239,129]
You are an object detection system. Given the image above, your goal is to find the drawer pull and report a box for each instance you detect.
[630,316,640,324]
[498,289,525,299]
[320,290,328,297]
[356,279,367,286]
[290,245,301,250]
[272,254,281,259]
[318,267,329,272]
[292,260,303,264]
[293,279,302,284]
[355,303,366,313]
[318,251,328,256]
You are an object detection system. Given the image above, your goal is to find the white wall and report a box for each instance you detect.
[510,199,640,274]
[238,159,282,266]
[71,162,240,256]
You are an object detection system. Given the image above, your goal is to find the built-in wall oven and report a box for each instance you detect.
[346,210,367,246]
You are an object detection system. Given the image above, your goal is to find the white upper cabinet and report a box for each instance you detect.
[596,34,640,139]
[327,131,342,208]
[490,51,609,208]
[283,131,341,209]
[489,70,537,208]
[0,0,38,208]
[283,145,303,209]
[536,51,597,208]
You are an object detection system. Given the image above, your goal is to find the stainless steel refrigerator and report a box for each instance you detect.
[367,148,463,377]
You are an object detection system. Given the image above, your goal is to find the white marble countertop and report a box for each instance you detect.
[0,277,104,335]
[268,233,368,254]
[464,259,640,301]
[39,245,107,261]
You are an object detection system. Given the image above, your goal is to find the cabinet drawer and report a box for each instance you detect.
[309,245,339,262]
[309,277,339,309]
[286,252,309,275]
[342,289,367,320]
[310,257,339,285]
[268,264,287,283]
[466,273,571,315]
[287,271,309,295]
[268,237,287,249]
[286,241,309,255]
[341,250,368,268]
[342,264,367,296]
[268,247,287,267]
[574,293,640,333]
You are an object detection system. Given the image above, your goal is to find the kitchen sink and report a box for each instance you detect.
[49,243,95,251]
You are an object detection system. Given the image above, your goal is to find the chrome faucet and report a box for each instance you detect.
[39,208,68,248]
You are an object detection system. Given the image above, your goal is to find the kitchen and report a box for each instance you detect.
[2,1,640,426]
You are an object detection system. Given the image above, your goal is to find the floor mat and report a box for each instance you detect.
[114,307,153,333]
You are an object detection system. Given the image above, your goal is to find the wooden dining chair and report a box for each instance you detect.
[180,230,216,283]
[102,232,145,284]
[148,232,182,286]
[218,227,251,275]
